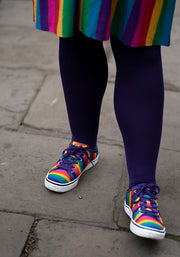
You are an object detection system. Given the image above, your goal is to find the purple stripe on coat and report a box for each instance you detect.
[40,0,49,30]
[123,0,141,45]
[96,0,112,39]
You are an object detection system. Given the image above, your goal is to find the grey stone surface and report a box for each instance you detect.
[0,1,58,72]
[161,126,180,152]
[99,82,122,143]
[117,148,180,236]
[23,73,180,146]
[0,212,34,257]
[160,91,180,151]
[30,220,180,257]
[0,68,44,129]
[157,149,180,236]
[24,74,122,144]
[0,26,59,71]
[161,15,180,91]
[0,107,22,129]
[24,74,70,132]
[0,130,123,228]
[108,60,116,82]
[0,0,33,28]
[163,91,180,128]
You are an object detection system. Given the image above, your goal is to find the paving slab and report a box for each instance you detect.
[23,74,122,144]
[0,130,124,228]
[161,2,180,91]
[0,26,59,71]
[0,68,44,129]
[0,1,59,72]
[161,126,180,152]
[161,15,180,91]
[99,82,122,144]
[160,91,180,151]
[117,148,180,236]
[0,212,34,257]
[0,1,58,71]
[30,220,180,257]
[23,74,70,132]
[163,91,180,128]
[0,0,33,28]
[0,107,22,129]
[23,74,180,146]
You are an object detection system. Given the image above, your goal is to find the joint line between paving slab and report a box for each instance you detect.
[112,150,128,225]
[19,217,180,244]
[0,64,180,93]
[0,210,179,243]
[20,218,39,257]
[8,124,180,153]
[19,74,49,127]
[18,124,125,147]
[1,123,126,148]
[108,80,180,93]
[0,65,58,74]
[0,127,20,133]
[0,209,121,232]
[0,105,23,114]
[0,24,35,30]
[0,209,119,230]
[17,124,180,152]
[160,147,180,153]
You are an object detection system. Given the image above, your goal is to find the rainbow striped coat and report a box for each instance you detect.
[33,0,176,47]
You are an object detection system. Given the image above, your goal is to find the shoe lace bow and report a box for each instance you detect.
[56,145,96,173]
[132,184,160,219]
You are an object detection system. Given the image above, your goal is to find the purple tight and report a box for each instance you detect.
[59,29,164,188]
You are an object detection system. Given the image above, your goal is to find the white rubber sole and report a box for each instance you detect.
[124,200,166,240]
[45,155,99,193]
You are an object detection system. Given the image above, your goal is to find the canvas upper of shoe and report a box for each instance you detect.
[47,141,98,185]
[126,183,165,231]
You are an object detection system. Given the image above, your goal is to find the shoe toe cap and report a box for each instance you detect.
[136,216,165,231]
[47,169,71,184]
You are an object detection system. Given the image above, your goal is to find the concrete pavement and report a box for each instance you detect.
[0,1,180,257]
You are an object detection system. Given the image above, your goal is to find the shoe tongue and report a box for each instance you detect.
[72,141,89,148]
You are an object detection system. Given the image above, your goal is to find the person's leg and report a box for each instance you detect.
[45,29,108,192]
[59,28,108,148]
[110,36,165,240]
[110,36,164,188]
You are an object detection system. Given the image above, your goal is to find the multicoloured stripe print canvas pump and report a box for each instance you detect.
[45,141,98,192]
[124,183,166,240]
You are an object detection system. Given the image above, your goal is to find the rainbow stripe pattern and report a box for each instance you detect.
[126,184,165,231]
[46,141,98,185]
[33,0,176,47]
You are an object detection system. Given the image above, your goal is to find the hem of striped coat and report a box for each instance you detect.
[120,39,170,47]
[34,23,171,47]
[34,22,108,41]
[34,24,72,38]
